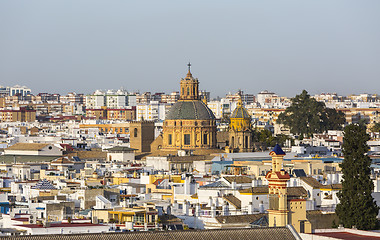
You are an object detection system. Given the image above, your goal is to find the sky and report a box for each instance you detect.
[0,0,380,98]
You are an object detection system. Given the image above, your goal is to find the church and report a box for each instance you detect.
[142,64,255,155]
[161,64,217,150]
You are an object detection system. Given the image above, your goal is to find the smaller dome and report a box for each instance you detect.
[231,101,250,119]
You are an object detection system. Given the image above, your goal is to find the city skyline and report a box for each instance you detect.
[1,1,380,97]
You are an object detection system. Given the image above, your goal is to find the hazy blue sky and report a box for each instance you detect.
[1,0,379,97]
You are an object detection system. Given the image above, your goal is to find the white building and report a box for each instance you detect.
[85,91,105,109]
[257,90,276,107]
[86,89,136,109]
[8,85,32,97]
[207,99,237,119]
[4,143,62,156]
[106,146,136,162]
[136,101,170,121]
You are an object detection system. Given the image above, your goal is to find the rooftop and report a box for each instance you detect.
[6,143,50,151]
[0,227,298,240]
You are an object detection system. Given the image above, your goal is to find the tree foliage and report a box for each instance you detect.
[277,90,345,138]
[335,124,379,230]
[370,122,380,133]
[255,129,290,148]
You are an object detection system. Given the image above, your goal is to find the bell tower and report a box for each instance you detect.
[265,144,290,227]
[180,63,200,100]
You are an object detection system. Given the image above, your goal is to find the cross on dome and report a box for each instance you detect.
[187,62,192,78]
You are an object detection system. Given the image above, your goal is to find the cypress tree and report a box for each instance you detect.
[336,124,379,230]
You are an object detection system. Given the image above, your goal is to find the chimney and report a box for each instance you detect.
[259,201,264,213]
[184,176,191,195]
[183,200,189,215]
[195,204,200,217]
[211,204,216,218]
[166,205,172,215]
[248,202,254,214]
[223,202,229,216]
[173,200,178,212]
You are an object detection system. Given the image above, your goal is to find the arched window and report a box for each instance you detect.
[187,87,190,95]
[134,128,138,137]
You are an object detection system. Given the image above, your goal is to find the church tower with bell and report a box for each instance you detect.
[265,144,290,227]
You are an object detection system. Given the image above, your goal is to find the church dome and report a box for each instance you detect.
[230,100,251,131]
[166,100,215,120]
[231,101,250,119]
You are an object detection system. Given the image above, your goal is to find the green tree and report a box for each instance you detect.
[259,129,276,147]
[278,90,345,138]
[256,129,290,148]
[323,108,346,131]
[335,124,379,230]
[370,122,380,133]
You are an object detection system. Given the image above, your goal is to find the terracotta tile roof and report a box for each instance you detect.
[0,227,298,240]
[223,176,253,184]
[321,184,342,190]
[300,176,324,189]
[106,146,137,152]
[14,223,103,229]
[239,186,307,198]
[288,186,308,198]
[51,157,73,164]
[223,194,241,209]
[6,143,49,151]
[239,186,268,194]
[216,213,266,224]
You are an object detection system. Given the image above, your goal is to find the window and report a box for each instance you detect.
[203,133,208,145]
[134,128,138,137]
[187,87,189,95]
[184,134,191,145]
[134,214,144,223]
[168,134,172,145]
